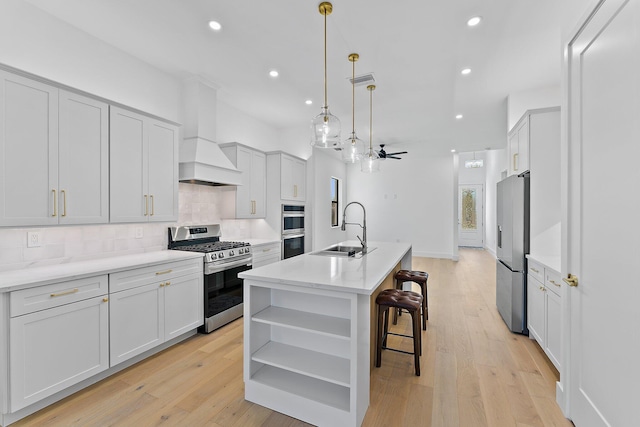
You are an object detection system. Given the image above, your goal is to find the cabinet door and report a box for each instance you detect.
[235,146,253,218]
[280,155,295,200]
[292,159,306,201]
[164,273,203,340]
[10,295,109,411]
[58,91,109,224]
[251,150,266,216]
[507,131,519,176]
[148,119,178,222]
[110,107,148,223]
[0,71,58,226]
[110,282,164,366]
[516,119,530,173]
[527,274,545,344]
[545,289,562,370]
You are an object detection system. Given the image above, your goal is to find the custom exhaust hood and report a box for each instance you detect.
[178,77,243,186]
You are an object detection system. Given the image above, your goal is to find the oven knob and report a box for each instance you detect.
[230,250,235,256]
[245,247,250,253]
[210,253,217,260]
[218,253,224,258]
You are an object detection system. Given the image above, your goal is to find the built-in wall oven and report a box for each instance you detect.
[168,225,252,333]
[282,204,305,259]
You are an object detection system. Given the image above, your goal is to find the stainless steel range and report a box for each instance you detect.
[168,224,251,333]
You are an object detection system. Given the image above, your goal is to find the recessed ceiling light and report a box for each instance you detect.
[467,16,482,27]
[451,149,456,153]
[269,70,279,78]
[305,100,313,105]
[208,21,222,31]
[456,114,463,119]
[461,68,471,75]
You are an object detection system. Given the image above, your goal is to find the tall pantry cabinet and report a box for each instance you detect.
[0,70,109,226]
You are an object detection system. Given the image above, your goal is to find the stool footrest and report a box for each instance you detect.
[381,346,416,356]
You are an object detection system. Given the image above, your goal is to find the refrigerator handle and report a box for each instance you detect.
[498,225,502,248]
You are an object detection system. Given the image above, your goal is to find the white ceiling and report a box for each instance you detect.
[24,0,577,154]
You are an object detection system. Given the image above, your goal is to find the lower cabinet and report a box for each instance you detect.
[9,282,109,411]
[109,260,203,366]
[251,242,281,268]
[527,258,562,371]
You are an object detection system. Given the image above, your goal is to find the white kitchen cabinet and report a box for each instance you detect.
[251,241,281,268]
[526,257,562,371]
[109,259,203,366]
[220,143,266,218]
[508,108,560,177]
[109,106,178,223]
[9,276,109,411]
[0,71,109,226]
[508,118,529,176]
[267,152,306,202]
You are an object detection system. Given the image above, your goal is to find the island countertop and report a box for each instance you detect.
[239,240,412,295]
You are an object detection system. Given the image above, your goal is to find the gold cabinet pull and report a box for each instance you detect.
[150,195,154,216]
[61,189,67,217]
[52,189,57,217]
[530,267,539,273]
[155,269,173,275]
[563,274,579,287]
[539,286,545,291]
[102,297,109,303]
[513,153,519,171]
[549,280,561,287]
[263,248,271,252]
[144,195,149,216]
[159,282,165,287]
[294,184,298,198]
[164,281,171,286]
[51,288,78,298]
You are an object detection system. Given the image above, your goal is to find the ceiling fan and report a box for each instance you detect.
[377,144,407,160]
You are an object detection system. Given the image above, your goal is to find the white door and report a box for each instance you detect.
[565,0,640,425]
[147,118,178,222]
[458,184,483,247]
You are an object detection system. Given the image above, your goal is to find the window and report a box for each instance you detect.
[331,177,340,227]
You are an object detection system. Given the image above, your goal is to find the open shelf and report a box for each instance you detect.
[251,365,350,412]
[252,341,350,387]
[252,306,350,339]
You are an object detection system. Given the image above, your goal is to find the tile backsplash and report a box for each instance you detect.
[0,183,275,272]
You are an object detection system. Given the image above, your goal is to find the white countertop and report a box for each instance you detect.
[243,238,280,247]
[239,241,411,295]
[0,251,204,293]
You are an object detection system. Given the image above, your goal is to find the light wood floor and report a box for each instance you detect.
[13,249,572,427]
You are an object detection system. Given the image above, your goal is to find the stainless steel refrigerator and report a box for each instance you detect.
[496,172,529,334]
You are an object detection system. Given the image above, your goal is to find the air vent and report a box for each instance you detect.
[349,73,376,87]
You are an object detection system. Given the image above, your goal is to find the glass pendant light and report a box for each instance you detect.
[311,2,341,148]
[342,53,365,163]
[361,84,380,173]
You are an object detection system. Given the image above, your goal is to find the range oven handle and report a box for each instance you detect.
[205,257,252,275]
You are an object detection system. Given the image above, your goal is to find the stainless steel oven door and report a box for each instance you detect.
[282,204,305,234]
[202,258,251,333]
[282,233,305,259]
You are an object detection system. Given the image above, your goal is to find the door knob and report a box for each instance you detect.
[562,274,579,287]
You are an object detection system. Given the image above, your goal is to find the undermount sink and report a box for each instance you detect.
[312,244,376,257]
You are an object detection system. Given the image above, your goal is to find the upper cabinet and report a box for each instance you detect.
[220,143,266,219]
[271,153,306,202]
[110,106,178,223]
[0,70,108,226]
[507,116,530,176]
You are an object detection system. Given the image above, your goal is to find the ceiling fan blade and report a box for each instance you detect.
[387,156,403,159]
[386,151,408,156]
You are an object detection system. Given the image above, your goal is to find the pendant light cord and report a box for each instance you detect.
[352,59,355,136]
[369,88,373,151]
[324,12,328,109]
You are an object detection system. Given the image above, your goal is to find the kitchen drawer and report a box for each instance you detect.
[527,260,545,284]
[10,275,108,317]
[109,259,202,293]
[545,268,563,297]
[252,243,281,262]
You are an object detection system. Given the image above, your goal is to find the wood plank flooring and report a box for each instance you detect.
[12,249,572,427]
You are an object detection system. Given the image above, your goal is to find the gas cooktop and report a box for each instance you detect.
[168,225,251,264]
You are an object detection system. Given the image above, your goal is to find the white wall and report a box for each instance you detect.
[507,85,560,131]
[217,101,281,152]
[484,149,507,257]
[309,150,348,251]
[347,147,455,259]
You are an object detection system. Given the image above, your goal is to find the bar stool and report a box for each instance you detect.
[393,270,429,330]
[375,288,423,376]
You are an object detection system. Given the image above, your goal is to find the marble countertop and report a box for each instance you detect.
[0,251,204,293]
[242,238,281,247]
[239,240,412,295]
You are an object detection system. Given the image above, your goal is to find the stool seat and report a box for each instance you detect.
[375,288,423,376]
[394,269,429,330]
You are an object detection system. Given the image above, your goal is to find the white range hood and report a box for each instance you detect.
[178,77,242,186]
[179,137,242,186]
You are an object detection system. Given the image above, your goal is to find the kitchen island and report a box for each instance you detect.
[240,241,412,427]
